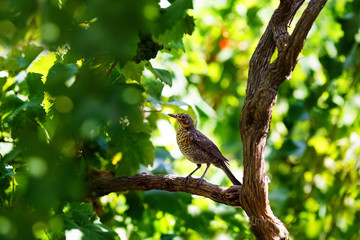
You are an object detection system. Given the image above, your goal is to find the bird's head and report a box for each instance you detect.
[168,113,195,129]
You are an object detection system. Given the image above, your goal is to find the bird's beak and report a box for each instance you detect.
[168,113,177,118]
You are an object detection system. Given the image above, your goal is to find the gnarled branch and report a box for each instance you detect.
[239,0,327,239]
[88,172,241,207]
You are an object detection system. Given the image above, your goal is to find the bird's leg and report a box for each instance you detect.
[196,163,210,187]
[186,164,201,184]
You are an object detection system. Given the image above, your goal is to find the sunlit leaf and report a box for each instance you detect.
[27,52,57,81]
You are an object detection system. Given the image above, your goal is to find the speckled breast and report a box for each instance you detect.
[176,129,216,164]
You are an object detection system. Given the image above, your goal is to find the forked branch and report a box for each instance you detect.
[239,0,328,239]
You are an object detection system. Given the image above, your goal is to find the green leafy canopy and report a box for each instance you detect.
[0,0,359,239]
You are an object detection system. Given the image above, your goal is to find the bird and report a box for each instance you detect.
[168,113,241,186]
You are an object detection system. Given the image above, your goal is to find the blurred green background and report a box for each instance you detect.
[0,0,359,239]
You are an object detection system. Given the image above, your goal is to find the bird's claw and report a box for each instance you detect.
[195,178,204,188]
[185,175,191,184]
[185,176,203,188]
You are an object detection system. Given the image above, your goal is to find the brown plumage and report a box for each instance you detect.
[168,113,241,186]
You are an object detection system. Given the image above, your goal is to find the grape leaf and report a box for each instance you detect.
[157,15,195,44]
[23,45,44,65]
[120,61,144,83]
[62,203,119,240]
[4,56,21,75]
[0,163,13,197]
[25,73,44,103]
[27,52,57,81]
[153,68,172,87]
[64,202,94,226]
[143,78,164,99]
[45,63,78,95]
[155,0,193,35]
[115,130,155,177]
[145,63,172,87]
[0,94,24,116]
[167,39,185,52]
[0,77,6,94]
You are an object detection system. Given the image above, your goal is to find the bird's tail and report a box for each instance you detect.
[219,161,242,185]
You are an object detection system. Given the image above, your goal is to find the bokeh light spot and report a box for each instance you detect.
[0,20,16,39]
[55,96,74,113]
[28,156,48,178]
[80,119,100,139]
[0,217,12,235]
[42,22,60,43]
[144,5,159,20]
[112,152,123,165]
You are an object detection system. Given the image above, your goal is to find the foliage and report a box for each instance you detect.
[0,0,359,240]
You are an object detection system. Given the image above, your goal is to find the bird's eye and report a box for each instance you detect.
[181,115,185,119]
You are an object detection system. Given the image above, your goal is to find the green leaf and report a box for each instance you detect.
[25,73,44,103]
[64,202,94,226]
[181,15,195,35]
[153,68,172,87]
[23,44,44,65]
[0,163,14,178]
[120,61,144,83]
[155,0,193,35]
[0,77,7,95]
[167,39,185,52]
[344,43,360,70]
[1,94,46,139]
[27,52,57,80]
[0,163,13,196]
[157,15,195,44]
[115,130,155,177]
[62,203,119,240]
[45,63,78,95]
[75,223,120,240]
[319,55,343,79]
[9,45,44,71]
[3,56,21,75]
[145,63,172,86]
[0,94,24,116]
[143,78,164,99]
[246,6,263,29]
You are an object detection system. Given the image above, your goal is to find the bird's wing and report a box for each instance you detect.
[189,130,229,163]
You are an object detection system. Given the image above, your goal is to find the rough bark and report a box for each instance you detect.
[89,172,241,206]
[87,0,328,239]
[239,0,327,239]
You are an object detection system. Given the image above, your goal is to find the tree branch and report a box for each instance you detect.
[270,0,328,85]
[246,0,306,98]
[239,0,328,239]
[88,172,241,207]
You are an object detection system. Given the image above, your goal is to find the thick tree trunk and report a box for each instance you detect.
[238,0,327,239]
